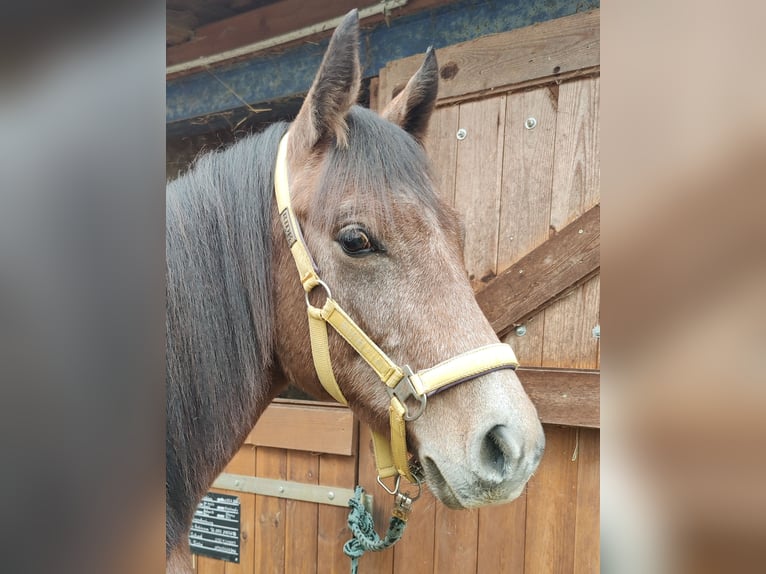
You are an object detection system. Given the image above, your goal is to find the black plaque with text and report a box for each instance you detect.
[189,492,240,563]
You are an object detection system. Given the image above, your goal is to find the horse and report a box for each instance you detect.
[166,10,545,572]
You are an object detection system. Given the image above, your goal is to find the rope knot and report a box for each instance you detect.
[343,486,407,573]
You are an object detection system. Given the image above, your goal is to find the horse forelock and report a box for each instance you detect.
[309,106,461,241]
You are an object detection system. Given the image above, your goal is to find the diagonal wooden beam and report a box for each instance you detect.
[476,204,600,338]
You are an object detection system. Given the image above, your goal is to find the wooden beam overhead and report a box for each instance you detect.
[476,204,600,338]
[166,1,595,129]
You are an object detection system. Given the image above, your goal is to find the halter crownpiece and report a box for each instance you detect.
[274,132,520,490]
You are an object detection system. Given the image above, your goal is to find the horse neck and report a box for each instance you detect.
[165,124,288,546]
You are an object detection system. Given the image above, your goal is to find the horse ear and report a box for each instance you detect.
[291,9,361,150]
[381,47,439,143]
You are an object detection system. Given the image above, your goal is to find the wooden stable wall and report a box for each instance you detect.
[193,10,600,574]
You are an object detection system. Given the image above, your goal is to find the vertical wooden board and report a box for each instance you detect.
[433,505,479,574]
[284,451,320,574]
[224,446,257,574]
[550,77,600,232]
[453,96,505,289]
[423,104,460,206]
[354,425,395,574]
[541,275,600,369]
[318,453,356,574]
[497,86,557,271]
[477,490,528,573]
[524,425,579,573]
[196,555,226,574]
[392,490,437,574]
[254,447,287,574]
[502,309,544,368]
[574,429,600,574]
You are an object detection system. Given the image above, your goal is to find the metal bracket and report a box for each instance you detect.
[213,473,373,513]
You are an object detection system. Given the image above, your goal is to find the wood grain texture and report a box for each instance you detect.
[477,493,527,573]
[517,367,600,428]
[254,447,287,573]
[433,505,479,574]
[541,274,600,370]
[245,403,355,455]
[354,425,394,574]
[168,0,448,69]
[422,104,460,206]
[196,553,225,574]
[453,96,505,289]
[574,429,600,574]
[550,77,601,232]
[284,451,319,574]
[317,453,356,574]
[497,87,557,270]
[392,491,437,574]
[378,10,600,108]
[476,204,600,337]
[524,425,580,573]
[224,447,256,574]
[502,310,544,367]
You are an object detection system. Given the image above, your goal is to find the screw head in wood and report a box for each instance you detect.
[456,128,467,140]
[515,325,527,337]
[525,117,537,130]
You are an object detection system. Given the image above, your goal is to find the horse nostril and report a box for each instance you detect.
[480,425,513,476]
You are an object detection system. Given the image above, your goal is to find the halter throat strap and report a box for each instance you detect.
[274,132,519,486]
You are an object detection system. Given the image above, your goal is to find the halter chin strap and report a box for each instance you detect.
[275,132,519,487]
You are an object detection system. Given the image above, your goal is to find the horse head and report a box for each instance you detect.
[273,10,544,510]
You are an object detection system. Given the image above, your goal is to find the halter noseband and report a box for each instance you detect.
[274,132,519,493]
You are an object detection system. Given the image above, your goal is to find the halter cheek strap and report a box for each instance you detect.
[274,132,519,490]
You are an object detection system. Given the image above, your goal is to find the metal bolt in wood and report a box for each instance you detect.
[525,117,537,129]
[456,128,467,140]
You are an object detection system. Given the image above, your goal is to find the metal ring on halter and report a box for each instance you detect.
[403,393,427,422]
[376,472,423,501]
[304,279,332,308]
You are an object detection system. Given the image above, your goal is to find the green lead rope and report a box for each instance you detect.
[343,486,407,574]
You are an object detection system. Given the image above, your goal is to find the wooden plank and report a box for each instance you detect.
[379,10,600,108]
[477,493,527,573]
[318,452,357,574]
[244,403,355,455]
[517,367,599,428]
[550,77,601,232]
[284,451,319,574]
[541,275,601,370]
[453,96,505,289]
[223,447,256,574]
[167,0,447,69]
[476,204,600,337]
[502,310,543,368]
[354,425,395,574]
[392,491,437,574]
[422,104,460,207]
[433,505,480,573]
[574,429,600,574]
[254,447,287,573]
[497,86,557,270]
[195,554,225,574]
[524,425,579,573]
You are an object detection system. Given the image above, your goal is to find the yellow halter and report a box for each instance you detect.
[274,132,519,492]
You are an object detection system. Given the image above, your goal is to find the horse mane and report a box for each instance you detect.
[165,121,288,551]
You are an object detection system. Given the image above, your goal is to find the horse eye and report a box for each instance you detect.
[337,226,375,256]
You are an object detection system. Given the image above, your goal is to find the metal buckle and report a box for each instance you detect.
[376,472,423,501]
[389,366,427,422]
